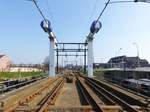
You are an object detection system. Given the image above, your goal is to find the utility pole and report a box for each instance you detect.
[133,42,140,68]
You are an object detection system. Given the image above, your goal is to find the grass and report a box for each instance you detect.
[79,68,106,76]
[94,68,105,76]
[0,72,44,79]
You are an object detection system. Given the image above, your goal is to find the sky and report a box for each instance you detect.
[0,0,150,64]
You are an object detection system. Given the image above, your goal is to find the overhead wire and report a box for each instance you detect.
[85,0,111,37]
[108,0,134,4]
[45,0,54,24]
[89,0,99,23]
[95,0,111,24]
[31,0,63,50]
[83,0,99,42]
[44,0,63,49]
[107,0,150,4]
[32,0,47,22]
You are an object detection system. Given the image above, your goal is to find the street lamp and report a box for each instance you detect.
[115,48,122,68]
[133,42,140,94]
[115,48,122,57]
[133,42,140,67]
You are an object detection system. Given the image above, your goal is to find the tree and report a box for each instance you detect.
[43,56,49,71]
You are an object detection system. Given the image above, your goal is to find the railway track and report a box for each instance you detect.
[85,77,139,112]
[13,78,64,112]
[102,78,150,98]
[76,77,104,112]
[77,74,149,112]
[76,76,122,112]
[0,76,47,94]
[0,76,63,112]
[89,77,149,107]
[0,71,149,112]
[84,77,149,112]
[36,78,64,112]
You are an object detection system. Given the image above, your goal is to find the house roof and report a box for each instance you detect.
[0,55,4,59]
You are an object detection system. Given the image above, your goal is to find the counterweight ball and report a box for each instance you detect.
[40,20,52,33]
[90,20,102,34]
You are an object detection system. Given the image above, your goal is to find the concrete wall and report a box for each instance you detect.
[104,70,150,84]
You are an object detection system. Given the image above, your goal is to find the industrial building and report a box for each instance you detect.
[0,55,11,71]
[108,55,149,68]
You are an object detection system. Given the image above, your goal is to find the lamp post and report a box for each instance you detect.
[115,48,122,57]
[86,20,102,77]
[41,20,56,77]
[114,48,122,68]
[133,42,140,68]
[132,42,141,94]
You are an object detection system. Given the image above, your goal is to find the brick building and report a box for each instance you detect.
[0,55,11,71]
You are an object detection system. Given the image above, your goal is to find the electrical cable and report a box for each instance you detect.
[31,0,63,50]
[96,0,111,23]
[108,0,134,4]
[32,0,47,22]
[107,0,150,4]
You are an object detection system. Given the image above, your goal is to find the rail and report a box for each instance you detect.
[36,78,64,112]
[76,76,104,112]
[85,77,141,112]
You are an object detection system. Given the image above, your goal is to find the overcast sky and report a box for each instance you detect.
[0,0,150,64]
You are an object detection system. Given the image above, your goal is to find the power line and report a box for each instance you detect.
[96,0,111,22]
[83,0,99,42]
[32,0,47,22]
[45,0,54,23]
[107,0,150,4]
[108,0,134,4]
[86,0,111,37]
[89,0,99,23]
[30,0,63,49]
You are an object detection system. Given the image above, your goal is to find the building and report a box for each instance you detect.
[93,63,110,68]
[108,55,149,68]
[10,64,42,72]
[0,55,11,71]
[10,67,41,72]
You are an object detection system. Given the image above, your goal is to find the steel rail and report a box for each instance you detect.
[85,77,139,112]
[85,79,116,105]
[1,76,48,112]
[76,77,104,112]
[89,77,148,107]
[0,76,46,93]
[76,77,91,105]
[36,78,64,112]
[103,78,149,100]
[17,77,61,106]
